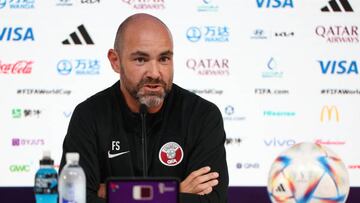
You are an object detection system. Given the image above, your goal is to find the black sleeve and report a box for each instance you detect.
[59,104,105,203]
[181,105,229,203]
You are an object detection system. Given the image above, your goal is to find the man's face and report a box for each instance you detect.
[118,23,174,108]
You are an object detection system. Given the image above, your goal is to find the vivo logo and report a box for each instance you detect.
[319,60,358,74]
[256,0,294,8]
[0,27,34,41]
[264,138,296,147]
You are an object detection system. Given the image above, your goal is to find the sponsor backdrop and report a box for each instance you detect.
[1,0,360,192]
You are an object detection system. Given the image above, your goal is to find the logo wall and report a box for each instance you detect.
[1,0,359,189]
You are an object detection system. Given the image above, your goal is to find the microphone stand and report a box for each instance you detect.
[140,104,148,177]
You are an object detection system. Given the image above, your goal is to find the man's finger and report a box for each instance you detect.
[192,178,219,194]
[192,172,218,186]
[98,183,106,199]
[199,186,213,195]
[182,166,211,185]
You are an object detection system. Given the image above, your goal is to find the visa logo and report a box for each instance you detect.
[0,27,34,41]
[319,60,358,74]
[256,0,294,8]
[264,138,295,147]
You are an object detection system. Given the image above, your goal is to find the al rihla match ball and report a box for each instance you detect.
[267,142,350,203]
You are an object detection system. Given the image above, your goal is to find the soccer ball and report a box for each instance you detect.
[267,142,350,203]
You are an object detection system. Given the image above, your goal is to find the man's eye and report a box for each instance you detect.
[160,56,170,63]
[135,57,146,64]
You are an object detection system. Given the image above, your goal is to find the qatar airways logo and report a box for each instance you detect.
[315,25,359,43]
[0,60,33,74]
[122,0,165,9]
[186,58,229,76]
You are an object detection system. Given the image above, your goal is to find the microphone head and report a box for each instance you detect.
[139,104,148,114]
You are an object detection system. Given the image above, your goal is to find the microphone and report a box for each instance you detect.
[140,104,148,177]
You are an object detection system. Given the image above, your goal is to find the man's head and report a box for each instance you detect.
[108,13,174,113]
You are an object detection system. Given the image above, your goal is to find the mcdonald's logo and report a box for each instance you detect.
[320,105,339,122]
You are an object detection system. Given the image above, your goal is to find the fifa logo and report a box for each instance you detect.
[320,105,339,122]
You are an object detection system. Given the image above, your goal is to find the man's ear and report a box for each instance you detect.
[107,49,121,73]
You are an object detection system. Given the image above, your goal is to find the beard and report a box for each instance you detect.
[120,67,172,108]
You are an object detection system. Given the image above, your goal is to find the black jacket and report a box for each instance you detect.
[60,81,228,203]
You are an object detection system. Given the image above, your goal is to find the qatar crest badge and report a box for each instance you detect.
[159,142,183,167]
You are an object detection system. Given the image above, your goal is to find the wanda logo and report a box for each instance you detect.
[0,60,33,74]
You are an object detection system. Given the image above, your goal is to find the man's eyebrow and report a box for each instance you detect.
[130,51,150,57]
[160,50,173,56]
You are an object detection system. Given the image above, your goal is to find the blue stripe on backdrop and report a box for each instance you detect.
[0,187,359,202]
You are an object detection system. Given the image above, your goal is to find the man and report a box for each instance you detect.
[60,13,228,203]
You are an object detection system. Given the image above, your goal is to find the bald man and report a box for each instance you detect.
[60,13,228,203]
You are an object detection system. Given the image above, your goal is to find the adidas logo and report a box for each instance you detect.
[321,0,354,12]
[62,24,94,45]
[275,183,286,193]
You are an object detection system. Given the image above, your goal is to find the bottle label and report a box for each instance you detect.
[34,173,58,194]
[62,199,77,203]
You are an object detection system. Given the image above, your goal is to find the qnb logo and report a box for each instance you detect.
[62,24,94,45]
[321,0,353,12]
[12,138,45,146]
[0,27,34,41]
[236,162,260,169]
[320,105,340,123]
[57,59,100,75]
[186,26,229,43]
[319,60,358,75]
[315,25,359,43]
[0,60,33,74]
[0,0,35,9]
[9,164,31,172]
[256,0,294,8]
[264,138,296,147]
[122,0,165,10]
[186,58,229,76]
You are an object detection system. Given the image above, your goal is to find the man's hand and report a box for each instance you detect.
[98,183,106,199]
[180,166,219,195]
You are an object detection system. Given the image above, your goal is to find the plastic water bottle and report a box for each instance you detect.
[59,152,86,203]
[34,150,58,203]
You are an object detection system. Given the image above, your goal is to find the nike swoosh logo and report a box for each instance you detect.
[108,150,130,158]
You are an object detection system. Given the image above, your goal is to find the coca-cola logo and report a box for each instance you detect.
[0,60,33,74]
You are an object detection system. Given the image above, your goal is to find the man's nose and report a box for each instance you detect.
[146,60,161,79]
